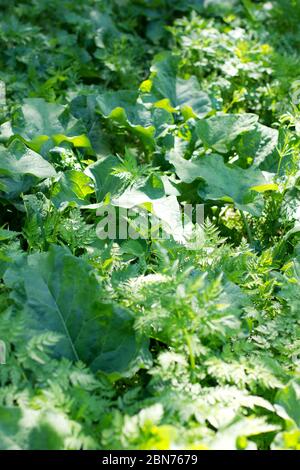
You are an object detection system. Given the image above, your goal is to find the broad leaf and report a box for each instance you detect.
[197,114,258,153]
[210,416,278,450]
[236,123,279,171]
[51,170,94,208]
[0,140,56,198]
[278,257,300,315]
[110,175,192,242]
[148,52,212,118]
[4,98,91,153]
[95,91,156,147]
[86,155,124,202]
[170,152,269,215]
[3,245,150,376]
[111,174,165,208]
[0,140,56,179]
[275,379,300,426]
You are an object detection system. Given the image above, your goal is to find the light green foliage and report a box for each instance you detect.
[0,0,299,451]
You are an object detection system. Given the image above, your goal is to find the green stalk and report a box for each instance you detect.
[239,210,254,246]
[184,329,195,370]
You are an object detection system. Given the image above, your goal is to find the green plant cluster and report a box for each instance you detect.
[0,0,300,450]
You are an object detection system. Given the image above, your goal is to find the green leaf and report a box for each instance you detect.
[197,114,258,153]
[275,379,300,426]
[95,91,156,148]
[51,170,94,208]
[170,152,267,215]
[0,140,56,179]
[3,245,150,376]
[279,257,300,315]
[0,139,56,198]
[0,228,19,241]
[210,416,279,450]
[250,183,279,193]
[7,98,90,152]
[236,123,279,170]
[281,187,300,222]
[111,174,165,208]
[86,155,124,202]
[149,52,212,118]
[110,175,191,242]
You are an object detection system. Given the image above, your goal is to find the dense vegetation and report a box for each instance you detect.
[0,0,300,450]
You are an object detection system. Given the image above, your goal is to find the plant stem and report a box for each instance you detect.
[239,210,254,246]
[184,329,195,369]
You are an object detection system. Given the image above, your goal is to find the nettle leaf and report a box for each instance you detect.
[4,98,91,153]
[4,245,150,376]
[196,114,258,153]
[170,152,270,215]
[147,52,212,119]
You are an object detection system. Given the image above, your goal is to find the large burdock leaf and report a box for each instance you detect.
[281,187,300,223]
[95,91,156,148]
[86,154,124,202]
[0,140,56,179]
[0,139,56,198]
[51,170,94,208]
[235,123,279,171]
[196,114,258,153]
[170,152,273,215]
[111,174,165,208]
[2,98,91,153]
[86,158,191,242]
[3,245,150,376]
[110,174,192,243]
[148,53,212,119]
